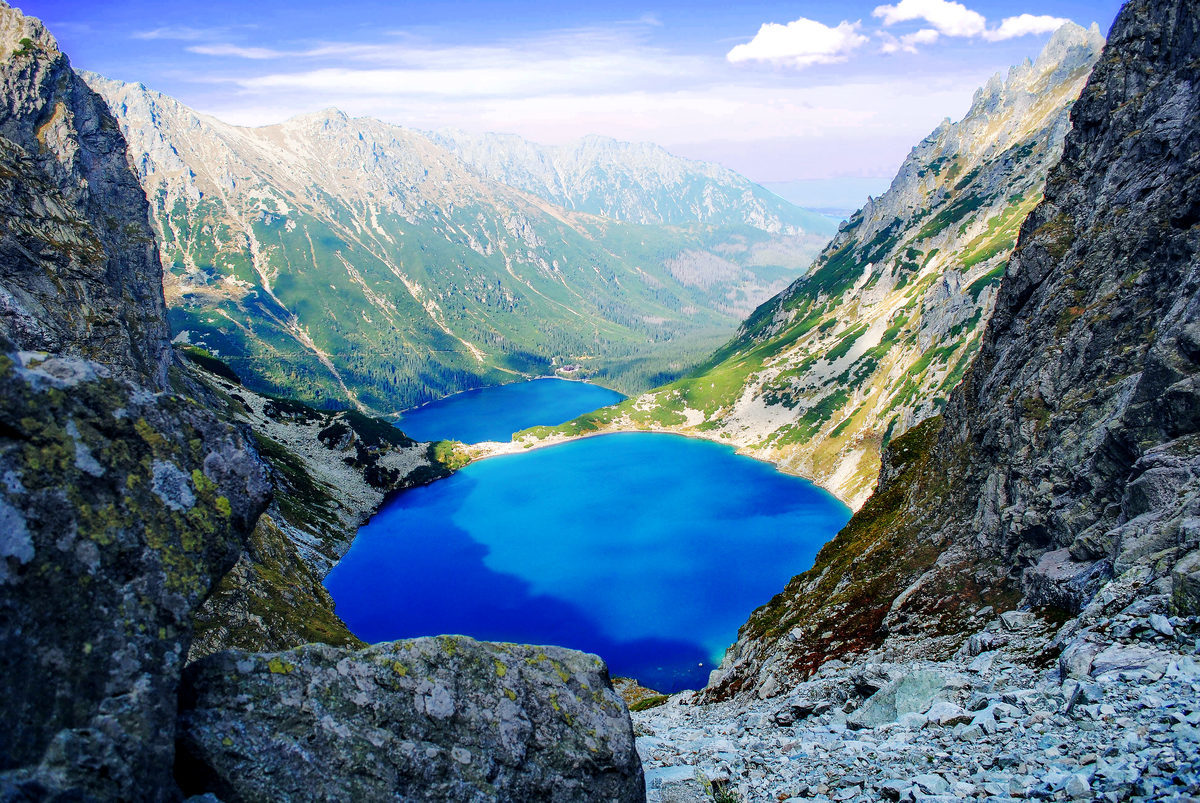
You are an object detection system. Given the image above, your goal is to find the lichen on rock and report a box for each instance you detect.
[0,351,269,800]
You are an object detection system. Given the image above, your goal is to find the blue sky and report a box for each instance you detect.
[21,0,1122,182]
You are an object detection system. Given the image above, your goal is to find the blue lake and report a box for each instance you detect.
[395,377,625,443]
[326,383,850,692]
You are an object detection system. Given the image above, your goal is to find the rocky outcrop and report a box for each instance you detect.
[0,5,272,797]
[177,637,645,802]
[0,351,270,800]
[0,2,169,388]
[517,24,1105,510]
[705,0,1200,701]
[178,352,447,659]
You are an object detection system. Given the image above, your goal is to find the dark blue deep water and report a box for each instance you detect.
[327,380,850,692]
[395,377,624,443]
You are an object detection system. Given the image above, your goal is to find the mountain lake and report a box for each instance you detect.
[325,379,850,692]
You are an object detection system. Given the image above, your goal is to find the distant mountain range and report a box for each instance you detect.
[84,74,835,413]
[427,130,833,233]
[518,22,1107,509]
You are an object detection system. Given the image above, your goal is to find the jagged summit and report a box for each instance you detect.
[965,23,1105,138]
[0,1,59,56]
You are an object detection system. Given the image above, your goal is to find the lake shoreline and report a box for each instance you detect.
[466,426,841,499]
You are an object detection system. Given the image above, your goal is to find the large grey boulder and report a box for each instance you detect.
[847,669,952,728]
[0,354,269,800]
[177,637,646,802]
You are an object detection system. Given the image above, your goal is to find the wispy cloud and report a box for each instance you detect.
[133,25,230,41]
[188,43,288,59]
[726,18,869,68]
[187,29,707,100]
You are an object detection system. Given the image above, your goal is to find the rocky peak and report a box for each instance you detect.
[0,2,170,387]
[970,22,1104,110]
[0,0,58,56]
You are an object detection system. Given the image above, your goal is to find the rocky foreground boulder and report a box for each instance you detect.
[177,637,644,802]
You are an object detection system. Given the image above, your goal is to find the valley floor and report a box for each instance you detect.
[633,612,1200,802]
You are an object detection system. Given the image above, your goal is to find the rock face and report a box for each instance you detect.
[516,25,1105,510]
[85,74,832,412]
[0,352,270,799]
[177,637,645,802]
[0,6,646,800]
[0,3,169,388]
[706,0,1200,700]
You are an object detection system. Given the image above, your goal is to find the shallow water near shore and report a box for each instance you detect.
[327,381,849,692]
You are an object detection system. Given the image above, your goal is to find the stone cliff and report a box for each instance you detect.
[0,2,169,388]
[0,6,270,795]
[705,0,1200,702]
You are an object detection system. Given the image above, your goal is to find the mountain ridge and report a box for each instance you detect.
[706,0,1199,700]
[85,72,833,414]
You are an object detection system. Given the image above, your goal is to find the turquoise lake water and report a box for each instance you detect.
[395,377,624,443]
[326,382,850,692]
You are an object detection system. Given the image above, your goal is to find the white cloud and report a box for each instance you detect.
[880,28,940,54]
[726,18,869,68]
[983,14,1072,41]
[872,0,987,37]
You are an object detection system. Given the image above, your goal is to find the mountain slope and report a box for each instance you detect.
[520,24,1105,509]
[706,0,1200,699]
[428,129,835,234]
[85,76,832,413]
